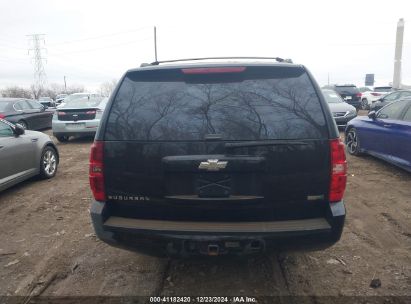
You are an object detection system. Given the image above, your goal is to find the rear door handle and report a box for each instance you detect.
[31,138,38,142]
[383,124,391,127]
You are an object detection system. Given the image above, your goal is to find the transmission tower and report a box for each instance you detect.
[27,34,47,97]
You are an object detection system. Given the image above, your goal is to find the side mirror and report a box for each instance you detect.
[368,111,377,120]
[14,124,25,136]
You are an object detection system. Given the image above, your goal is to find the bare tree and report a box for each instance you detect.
[1,86,32,99]
[30,84,42,99]
[99,79,118,97]
[65,84,85,94]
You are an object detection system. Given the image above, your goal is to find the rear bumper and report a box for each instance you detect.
[52,119,100,136]
[90,200,346,257]
[345,100,361,109]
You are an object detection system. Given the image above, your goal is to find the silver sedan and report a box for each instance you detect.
[0,119,59,192]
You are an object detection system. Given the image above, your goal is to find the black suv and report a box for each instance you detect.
[333,84,362,110]
[89,58,347,257]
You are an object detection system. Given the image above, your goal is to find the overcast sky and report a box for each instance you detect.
[0,0,410,91]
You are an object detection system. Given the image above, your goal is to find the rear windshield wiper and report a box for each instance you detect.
[225,140,308,149]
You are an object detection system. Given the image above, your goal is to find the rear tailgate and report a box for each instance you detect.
[101,65,332,222]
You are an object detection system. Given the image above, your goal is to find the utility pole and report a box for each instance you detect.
[154,26,158,63]
[393,18,404,89]
[27,34,47,99]
[64,76,67,93]
[327,73,330,86]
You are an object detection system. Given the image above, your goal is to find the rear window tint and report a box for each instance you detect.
[374,87,392,92]
[105,66,327,141]
[334,86,359,94]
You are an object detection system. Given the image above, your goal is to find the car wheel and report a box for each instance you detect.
[55,135,69,142]
[361,99,369,110]
[40,146,58,179]
[346,128,362,156]
[17,120,28,130]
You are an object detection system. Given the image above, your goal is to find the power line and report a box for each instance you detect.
[48,36,152,56]
[27,34,47,97]
[47,26,151,46]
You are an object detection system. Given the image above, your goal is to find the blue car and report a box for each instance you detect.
[345,98,411,172]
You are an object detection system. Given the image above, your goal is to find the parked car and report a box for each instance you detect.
[359,87,372,93]
[360,86,393,110]
[322,89,357,128]
[38,96,56,108]
[369,90,411,112]
[346,98,411,172]
[89,58,347,257]
[0,118,59,192]
[55,94,67,105]
[57,93,102,108]
[52,97,107,142]
[0,98,53,130]
[332,84,362,110]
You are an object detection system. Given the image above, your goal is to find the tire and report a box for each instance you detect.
[17,120,28,130]
[55,135,69,142]
[40,146,58,179]
[361,99,369,110]
[346,128,362,156]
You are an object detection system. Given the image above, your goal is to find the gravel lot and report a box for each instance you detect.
[1,115,411,301]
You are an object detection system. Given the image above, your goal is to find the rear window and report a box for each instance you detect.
[374,87,392,92]
[60,97,104,109]
[322,90,343,103]
[334,86,359,94]
[105,66,327,141]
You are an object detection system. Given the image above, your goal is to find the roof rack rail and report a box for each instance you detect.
[140,57,293,67]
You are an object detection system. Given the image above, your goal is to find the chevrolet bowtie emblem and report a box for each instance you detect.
[198,159,228,171]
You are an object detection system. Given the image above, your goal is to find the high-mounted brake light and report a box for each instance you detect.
[182,67,246,74]
[329,139,347,203]
[89,141,106,201]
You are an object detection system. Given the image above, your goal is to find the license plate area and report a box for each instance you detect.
[164,171,262,198]
[196,173,232,198]
[66,123,85,129]
[180,240,266,256]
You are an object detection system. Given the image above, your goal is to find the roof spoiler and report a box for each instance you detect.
[140,57,293,67]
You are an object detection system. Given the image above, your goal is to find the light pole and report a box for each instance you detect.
[393,18,404,89]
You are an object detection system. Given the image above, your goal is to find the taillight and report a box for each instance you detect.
[356,93,362,98]
[58,111,66,116]
[86,110,96,115]
[371,92,381,96]
[89,141,106,201]
[0,114,5,119]
[329,139,347,203]
[182,67,246,74]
